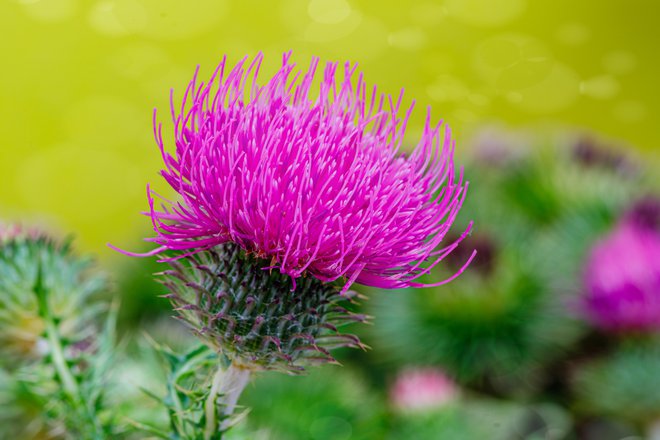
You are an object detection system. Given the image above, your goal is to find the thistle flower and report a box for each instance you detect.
[144,52,472,290]
[125,52,472,373]
[581,197,660,333]
[390,367,459,412]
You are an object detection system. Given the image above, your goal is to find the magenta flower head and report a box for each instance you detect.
[126,52,473,371]
[581,197,660,333]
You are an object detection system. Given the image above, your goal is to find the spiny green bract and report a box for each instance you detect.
[0,230,119,439]
[160,243,367,372]
[0,232,107,368]
[131,343,233,440]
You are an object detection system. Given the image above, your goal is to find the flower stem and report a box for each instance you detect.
[35,265,103,439]
[45,319,80,403]
[647,419,660,440]
[45,318,104,438]
[204,363,251,439]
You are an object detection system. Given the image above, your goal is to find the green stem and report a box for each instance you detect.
[166,345,216,436]
[44,319,80,403]
[34,264,79,401]
[35,267,103,439]
[168,360,197,434]
[204,363,251,439]
[647,419,660,440]
[204,366,225,440]
[45,318,105,439]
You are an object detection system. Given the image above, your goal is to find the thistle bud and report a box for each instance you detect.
[161,243,367,372]
[0,225,106,367]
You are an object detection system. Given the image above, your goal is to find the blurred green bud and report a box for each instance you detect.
[573,343,660,425]
[0,225,107,368]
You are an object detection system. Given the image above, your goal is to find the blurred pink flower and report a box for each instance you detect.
[582,197,660,333]
[137,52,473,292]
[390,367,459,412]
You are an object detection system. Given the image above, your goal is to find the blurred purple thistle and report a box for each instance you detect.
[134,52,473,292]
[582,197,660,333]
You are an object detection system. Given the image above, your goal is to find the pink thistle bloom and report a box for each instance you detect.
[390,367,459,412]
[582,198,660,333]
[140,52,473,292]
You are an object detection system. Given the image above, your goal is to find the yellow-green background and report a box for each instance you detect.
[1,0,657,259]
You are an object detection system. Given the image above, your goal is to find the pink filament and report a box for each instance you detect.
[147,52,472,292]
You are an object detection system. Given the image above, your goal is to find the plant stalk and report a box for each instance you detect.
[36,268,103,439]
[45,319,80,403]
[204,363,251,439]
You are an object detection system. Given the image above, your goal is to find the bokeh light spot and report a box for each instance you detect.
[112,0,228,40]
[512,63,580,113]
[282,0,361,43]
[475,34,554,91]
[303,15,362,42]
[410,2,448,25]
[18,0,77,22]
[328,17,387,59]
[108,43,171,80]
[88,1,130,36]
[388,27,427,50]
[307,0,351,24]
[603,51,637,75]
[452,108,478,124]
[420,51,456,76]
[556,22,591,45]
[469,93,491,107]
[505,91,523,103]
[580,75,620,100]
[427,75,469,103]
[496,45,553,90]
[141,65,193,100]
[445,0,525,27]
[105,0,148,34]
[613,100,646,123]
[478,38,520,69]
